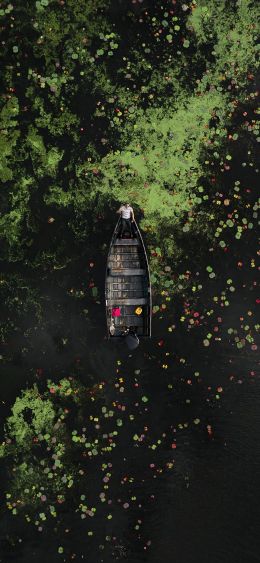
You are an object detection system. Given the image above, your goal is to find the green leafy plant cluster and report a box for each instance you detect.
[0,378,91,516]
[0,376,123,522]
[0,0,258,287]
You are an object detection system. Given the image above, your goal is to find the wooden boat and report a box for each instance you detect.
[105,218,152,339]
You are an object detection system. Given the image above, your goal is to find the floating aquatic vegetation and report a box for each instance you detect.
[0,0,259,559]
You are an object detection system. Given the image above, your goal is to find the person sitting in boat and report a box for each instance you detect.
[117,202,135,238]
[109,319,116,336]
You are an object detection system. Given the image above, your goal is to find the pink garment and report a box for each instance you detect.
[112,307,121,317]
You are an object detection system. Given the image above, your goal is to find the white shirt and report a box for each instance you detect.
[120,205,133,219]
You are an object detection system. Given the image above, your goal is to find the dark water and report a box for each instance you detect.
[0,222,259,563]
[149,376,260,563]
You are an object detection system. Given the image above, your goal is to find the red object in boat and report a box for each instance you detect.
[112,307,121,317]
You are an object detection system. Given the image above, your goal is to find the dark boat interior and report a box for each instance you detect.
[105,219,151,337]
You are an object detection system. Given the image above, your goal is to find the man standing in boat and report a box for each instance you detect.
[117,202,135,238]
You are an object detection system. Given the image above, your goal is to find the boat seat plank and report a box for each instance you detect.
[106,297,148,306]
[114,239,140,245]
[109,268,146,276]
[106,277,145,284]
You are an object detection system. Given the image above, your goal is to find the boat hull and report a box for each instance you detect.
[105,218,152,338]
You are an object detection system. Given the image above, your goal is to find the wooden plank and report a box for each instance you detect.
[108,262,142,269]
[113,322,143,327]
[114,239,140,246]
[109,268,146,276]
[106,277,145,284]
[106,297,148,306]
